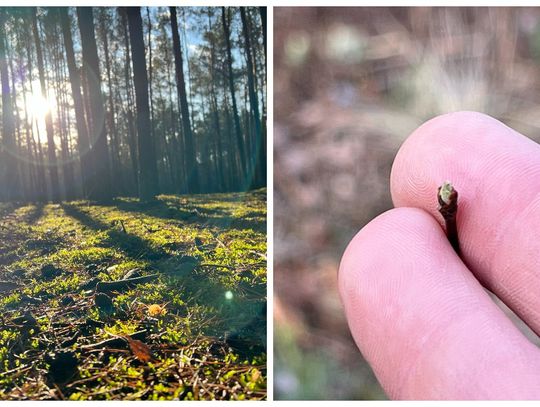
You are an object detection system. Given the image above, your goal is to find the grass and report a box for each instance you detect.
[0,189,267,400]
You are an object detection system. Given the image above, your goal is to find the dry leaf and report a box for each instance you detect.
[127,337,154,363]
[250,368,261,382]
[147,304,166,316]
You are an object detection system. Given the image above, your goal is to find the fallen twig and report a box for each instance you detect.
[80,330,147,350]
[0,364,32,377]
[96,274,159,293]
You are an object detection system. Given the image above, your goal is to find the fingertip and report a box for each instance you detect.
[390,110,503,208]
[338,204,540,399]
[338,207,443,304]
[338,207,455,397]
[388,111,540,336]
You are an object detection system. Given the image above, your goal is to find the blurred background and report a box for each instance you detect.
[274,7,540,400]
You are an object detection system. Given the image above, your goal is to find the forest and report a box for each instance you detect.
[0,6,266,400]
[0,6,266,202]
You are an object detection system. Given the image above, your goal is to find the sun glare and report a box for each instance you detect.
[26,92,52,120]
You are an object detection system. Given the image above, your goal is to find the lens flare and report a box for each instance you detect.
[26,92,52,120]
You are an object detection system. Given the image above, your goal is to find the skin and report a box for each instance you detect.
[338,111,540,399]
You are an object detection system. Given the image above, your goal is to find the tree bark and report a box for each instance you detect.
[259,7,267,62]
[6,31,25,200]
[20,61,38,201]
[0,10,18,201]
[240,7,264,189]
[146,7,155,142]
[48,15,74,200]
[207,11,225,192]
[222,7,247,185]
[98,8,121,195]
[119,7,139,194]
[59,7,91,198]
[76,7,112,202]
[170,6,198,194]
[126,7,159,202]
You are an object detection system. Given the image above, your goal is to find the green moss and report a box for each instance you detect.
[0,293,20,309]
[52,247,119,265]
[103,320,140,337]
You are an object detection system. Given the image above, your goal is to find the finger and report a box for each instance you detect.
[390,111,540,335]
[338,207,540,400]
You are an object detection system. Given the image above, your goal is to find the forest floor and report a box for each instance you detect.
[0,189,267,400]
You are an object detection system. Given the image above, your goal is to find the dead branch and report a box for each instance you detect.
[96,274,159,293]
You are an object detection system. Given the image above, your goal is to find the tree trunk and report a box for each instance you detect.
[24,20,48,202]
[240,7,263,189]
[170,6,198,194]
[207,11,225,192]
[48,17,74,201]
[222,7,247,185]
[223,92,237,190]
[6,33,25,200]
[32,7,60,202]
[76,7,112,202]
[98,8,121,195]
[20,63,38,201]
[146,7,155,142]
[0,10,18,201]
[162,21,184,194]
[59,7,91,198]
[259,7,267,62]
[119,7,139,194]
[126,7,159,202]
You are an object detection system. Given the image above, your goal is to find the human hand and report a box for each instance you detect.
[338,111,540,400]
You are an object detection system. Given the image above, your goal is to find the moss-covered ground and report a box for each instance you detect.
[0,189,267,400]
